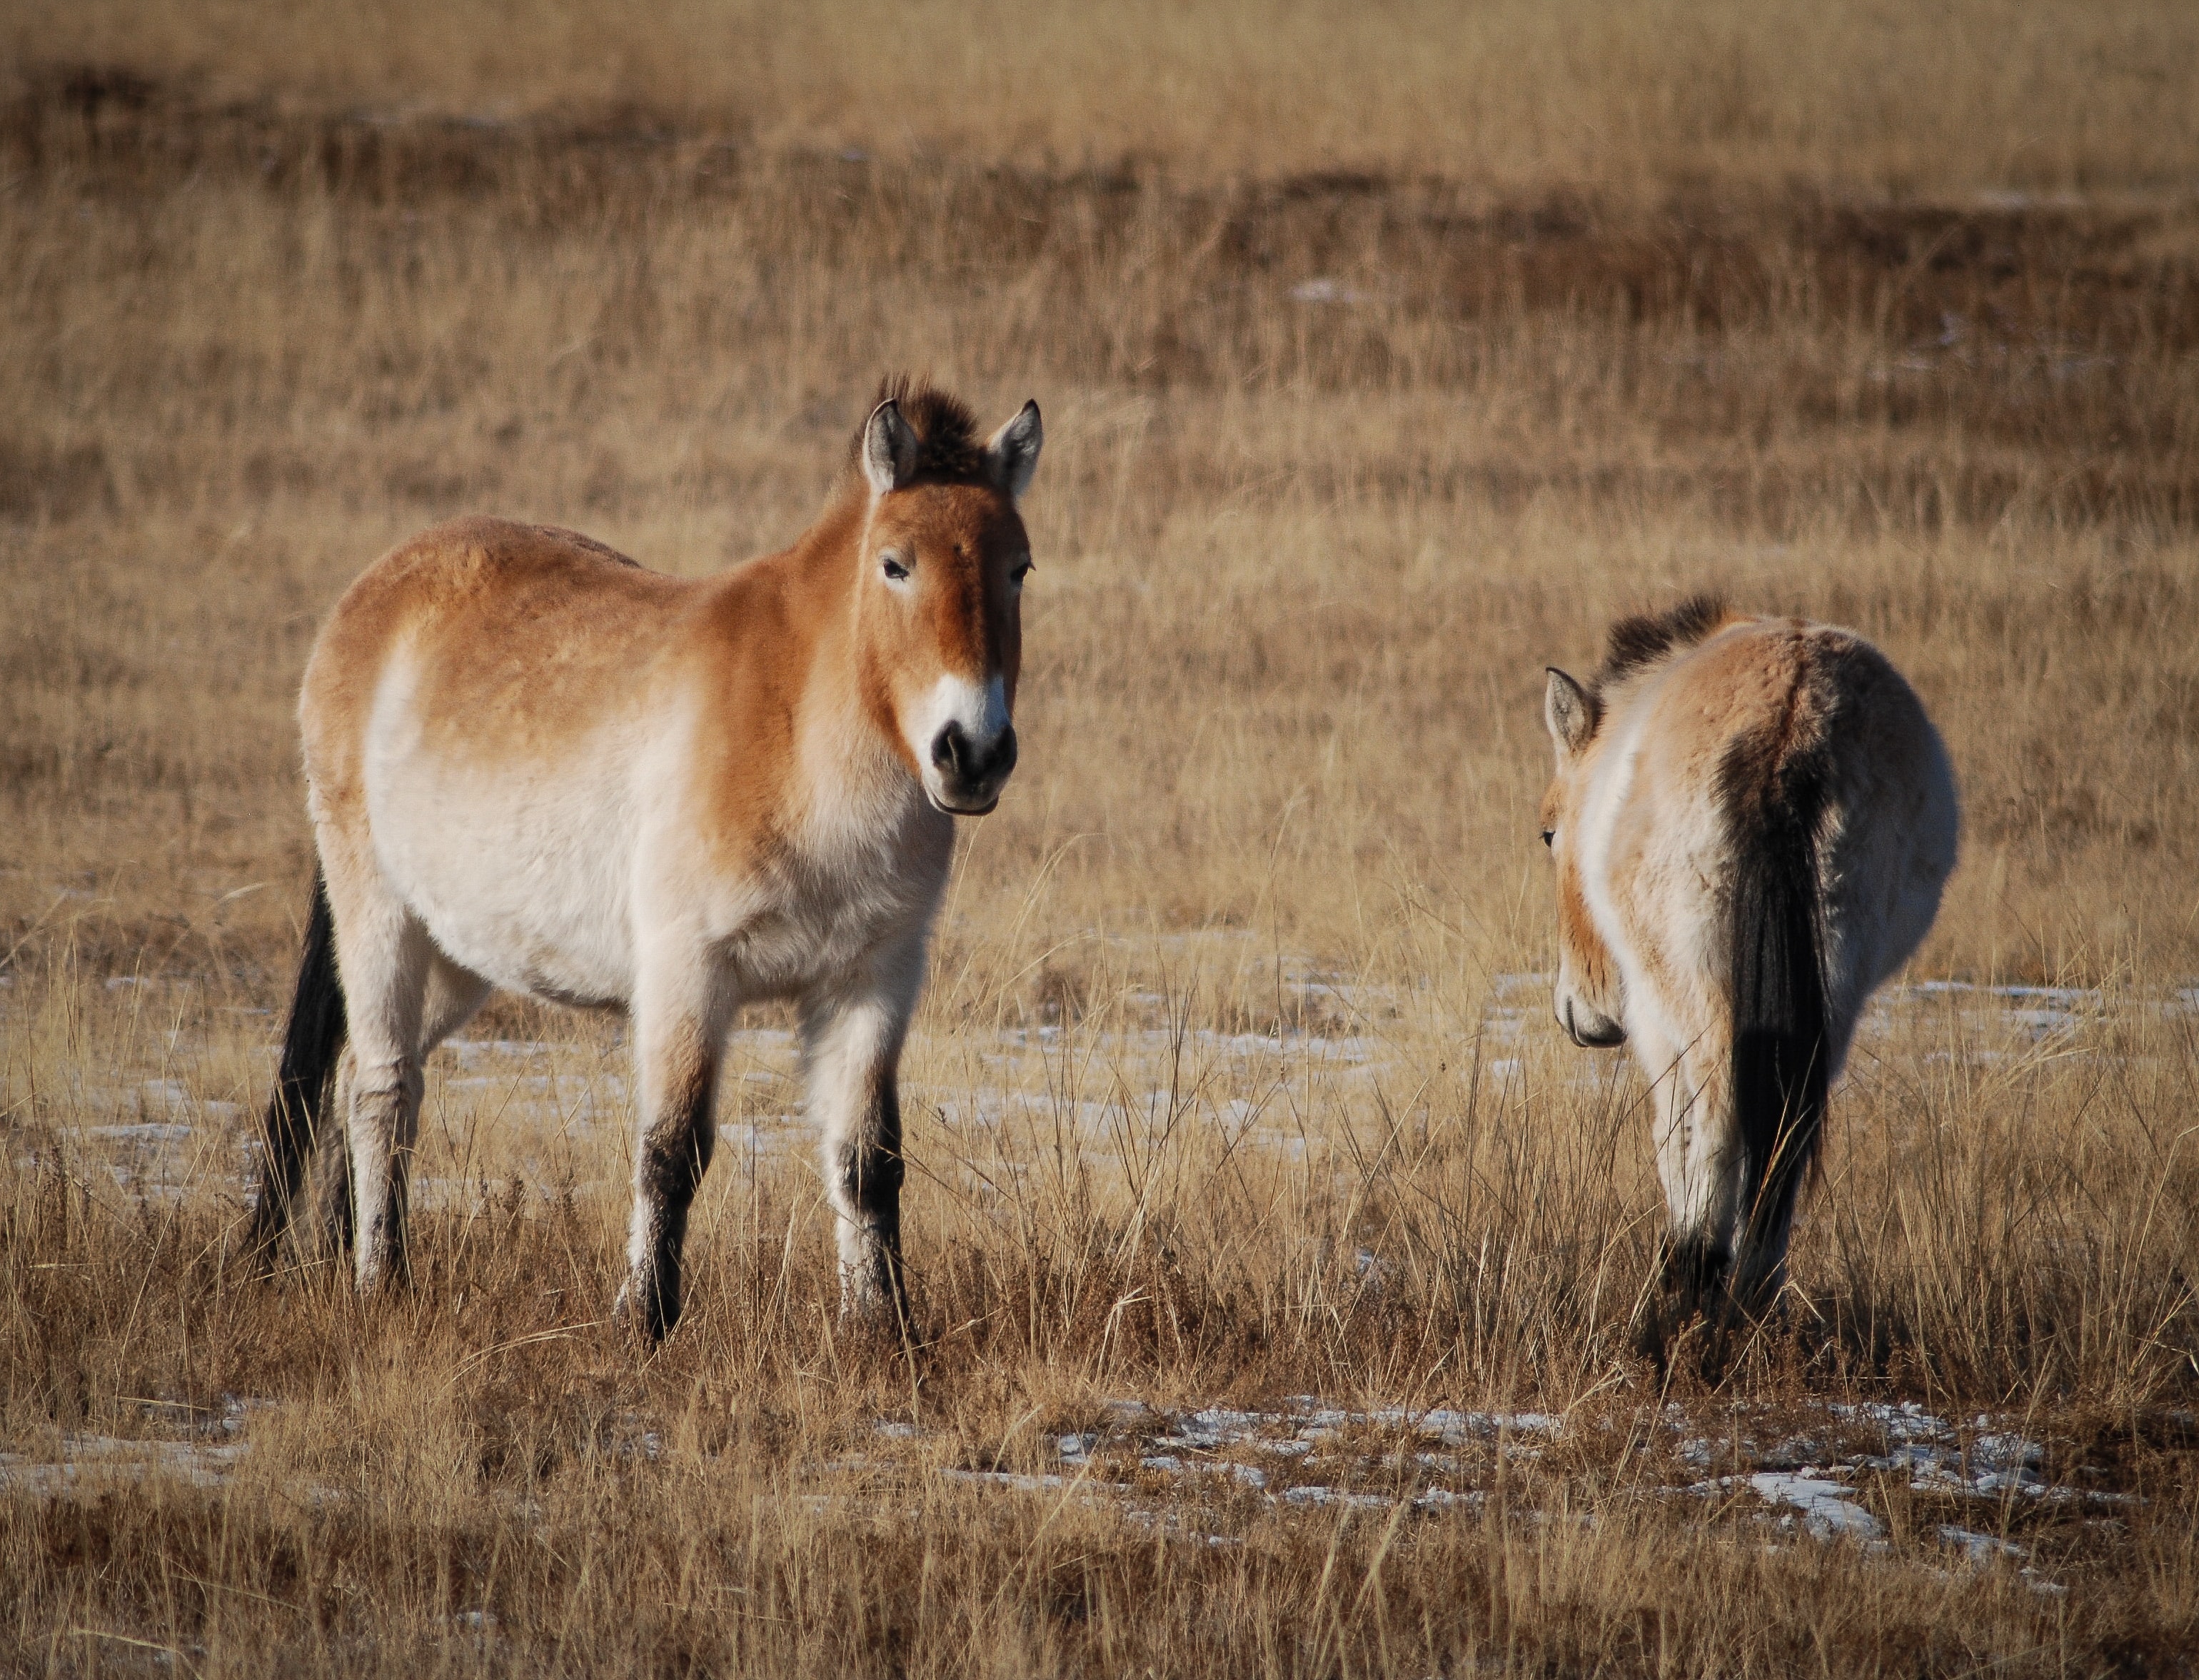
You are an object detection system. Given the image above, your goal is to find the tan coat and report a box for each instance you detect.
[1542,602,1958,1319]
[254,385,1042,1341]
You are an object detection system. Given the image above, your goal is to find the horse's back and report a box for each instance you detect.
[1644,619,1947,818]
[306,517,705,770]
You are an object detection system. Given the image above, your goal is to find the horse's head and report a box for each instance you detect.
[1540,668,1626,1047]
[852,387,1043,816]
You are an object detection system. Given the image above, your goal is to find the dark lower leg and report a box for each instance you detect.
[624,1056,716,1343]
[832,1075,910,1331]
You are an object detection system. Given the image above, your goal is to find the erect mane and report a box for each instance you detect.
[1591,593,1731,696]
[844,374,989,487]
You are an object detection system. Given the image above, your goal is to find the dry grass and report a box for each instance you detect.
[4,6,2199,1673]
[10,0,2199,193]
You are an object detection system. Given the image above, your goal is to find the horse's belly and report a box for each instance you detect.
[368,756,638,1010]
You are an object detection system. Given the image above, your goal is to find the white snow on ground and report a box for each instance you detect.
[849,1390,2133,1572]
[0,1437,250,1496]
[0,1396,266,1496]
[1939,1526,2026,1564]
[1706,1472,1884,1541]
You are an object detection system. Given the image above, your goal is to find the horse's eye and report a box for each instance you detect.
[1541,828,1555,848]
[1010,558,1033,586]
[881,553,910,582]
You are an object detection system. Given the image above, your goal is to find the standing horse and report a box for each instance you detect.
[243,379,1043,1341]
[1538,598,1957,1327]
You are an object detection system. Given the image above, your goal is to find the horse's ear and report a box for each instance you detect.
[862,400,919,497]
[1544,668,1598,756]
[984,400,1043,501]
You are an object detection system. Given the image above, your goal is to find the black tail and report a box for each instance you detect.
[1721,735,1831,1317]
[243,872,347,1272]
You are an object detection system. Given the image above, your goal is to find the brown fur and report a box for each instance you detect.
[1554,862,1619,1006]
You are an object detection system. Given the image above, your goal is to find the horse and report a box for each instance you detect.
[242,378,1044,1343]
[1538,596,1958,1332]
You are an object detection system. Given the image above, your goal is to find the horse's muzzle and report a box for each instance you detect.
[1559,995,1626,1048]
[929,720,1017,815]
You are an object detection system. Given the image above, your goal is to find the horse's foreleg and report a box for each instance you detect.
[803,946,921,1335]
[619,965,724,1343]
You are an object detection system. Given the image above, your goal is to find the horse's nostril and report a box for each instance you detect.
[932,723,1015,788]
[931,725,966,775]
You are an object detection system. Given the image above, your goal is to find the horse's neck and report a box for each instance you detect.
[770,510,930,860]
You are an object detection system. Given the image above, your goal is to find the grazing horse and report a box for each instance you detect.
[243,379,1044,1341]
[1538,598,1958,1326]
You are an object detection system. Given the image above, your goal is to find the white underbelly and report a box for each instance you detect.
[363,687,639,1008]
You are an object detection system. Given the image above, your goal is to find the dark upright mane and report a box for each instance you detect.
[847,374,988,486]
[1592,593,1730,696]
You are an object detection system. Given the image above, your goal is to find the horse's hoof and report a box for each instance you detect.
[836,1298,924,1366]
[613,1281,676,1347]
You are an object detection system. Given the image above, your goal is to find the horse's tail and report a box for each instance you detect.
[1721,728,1832,1315]
[242,871,346,1273]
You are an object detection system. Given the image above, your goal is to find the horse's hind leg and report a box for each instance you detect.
[317,832,436,1292]
[303,956,487,1267]
[302,1049,357,1262]
[1640,1020,1745,1327]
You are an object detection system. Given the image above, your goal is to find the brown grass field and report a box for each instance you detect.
[4,3,2199,1674]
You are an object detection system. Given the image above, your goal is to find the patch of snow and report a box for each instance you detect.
[1746,1472,1883,1541]
[1281,1484,1393,1511]
[84,1123,195,1144]
[0,1434,251,1495]
[1289,278,1369,305]
[940,1468,1080,1494]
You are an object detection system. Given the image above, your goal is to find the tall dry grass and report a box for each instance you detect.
[5,927,2198,1672]
[3,9,2199,1672]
